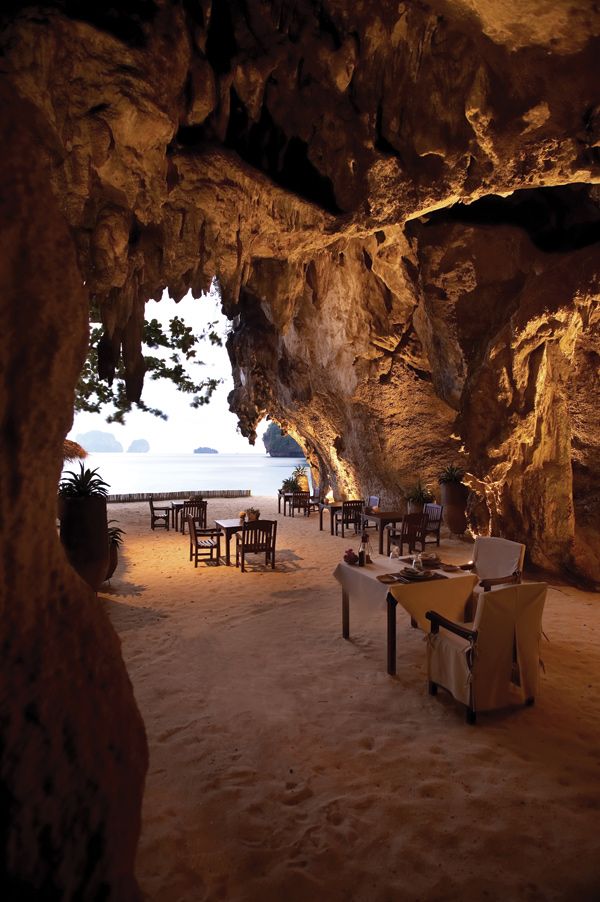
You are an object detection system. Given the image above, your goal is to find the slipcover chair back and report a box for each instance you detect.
[427,582,547,720]
[472,536,525,580]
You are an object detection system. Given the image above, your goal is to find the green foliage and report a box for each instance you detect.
[246,506,261,519]
[108,520,125,547]
[404,480,435,504]
[438,464,465,484]
[292,465,308,478]
[75,317,223,424]
[262,422,303,457]
[59,463,109,498]
[281,476,301,492]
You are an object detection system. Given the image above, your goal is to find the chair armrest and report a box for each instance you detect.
[426,610,478,641]
[196,528,221,537]
[478,570,521,592]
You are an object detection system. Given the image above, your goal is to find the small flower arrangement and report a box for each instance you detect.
[239,510,247,519]
[246,507,260,521]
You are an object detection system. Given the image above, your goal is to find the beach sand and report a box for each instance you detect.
[101,496,600,901]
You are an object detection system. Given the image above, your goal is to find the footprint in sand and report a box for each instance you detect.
[281,783,313,805]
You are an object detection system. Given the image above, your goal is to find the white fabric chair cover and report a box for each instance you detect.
[427,582,547,713]
[472,536,525,580]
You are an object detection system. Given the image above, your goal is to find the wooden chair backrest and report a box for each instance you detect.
[183,499,207,528]
[423,503,443,528]
[400,511,427,542]
[240,519,277,553]
[291,492,310,507]
[187,515,198,544]
[342,500,363,522]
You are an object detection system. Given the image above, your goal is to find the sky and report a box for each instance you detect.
[69,285,268,454]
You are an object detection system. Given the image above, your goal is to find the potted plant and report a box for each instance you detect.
[281,475,300,493]
[246,506,261,522]
[58,463,110,590]
[404,480,435,513]
[438,464,469,534]
[106,521,125,581]
[292,465,310,492]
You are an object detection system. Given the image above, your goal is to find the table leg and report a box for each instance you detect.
[386,592,397,675]
[342,589,349,639]
[278,493,282,514]
[330,510,335,536]
[379,520,386,555]
[319,508,324,531]
[225,530,232,566]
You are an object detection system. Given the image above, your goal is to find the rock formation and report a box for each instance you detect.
[128,438,150,452]
[1,0,599,894]
[77,430,124,452]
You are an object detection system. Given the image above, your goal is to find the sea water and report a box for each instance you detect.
[62,453,308,497]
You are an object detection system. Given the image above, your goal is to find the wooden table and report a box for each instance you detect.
[318,501,343,534]
[170,501,185,531]
[333,559,477,675]
[214,518,243,566]
[363,510,405,555]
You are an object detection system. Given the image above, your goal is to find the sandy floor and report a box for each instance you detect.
[101,496,600,902]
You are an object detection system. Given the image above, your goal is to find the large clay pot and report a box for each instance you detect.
[105,542,119,581]
[407,501,424,514]
[296,473,310,492]
[59,495,109,590]
[440,482,469,534]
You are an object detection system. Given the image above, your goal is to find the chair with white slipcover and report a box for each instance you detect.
[426,582,547,723]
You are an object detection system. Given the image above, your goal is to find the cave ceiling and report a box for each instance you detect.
[1,0,599,581]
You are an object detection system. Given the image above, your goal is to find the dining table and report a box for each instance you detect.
[214,517,244,566]
[361,510,406,555]
[333,557,478,675]
[170,500,185,531]
[317,500,344,534]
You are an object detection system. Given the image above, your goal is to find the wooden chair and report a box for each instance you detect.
[187,516,221,567]
[149,498,170,530]
[181,499,207,534]
[426,582,547,723]
[422,503,443,546]
[362,495,381,531]
[235,520,277,572]
[386,512,426,556]
[306,494,321,515]
[289,492,310,517]
[334,500,363,538]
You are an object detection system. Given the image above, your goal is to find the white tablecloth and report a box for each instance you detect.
[333,559,478,631]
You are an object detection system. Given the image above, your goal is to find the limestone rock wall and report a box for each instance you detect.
[0,86,147,896]
[0,2,599,885]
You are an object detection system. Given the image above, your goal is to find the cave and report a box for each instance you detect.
[1,1,599,897]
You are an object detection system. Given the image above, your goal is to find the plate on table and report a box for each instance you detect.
[441,563,461,572]
[401,567,432,581]
[377,573,408,584]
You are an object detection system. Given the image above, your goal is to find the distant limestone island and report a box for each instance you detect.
[127,439,150,453]
[194,446,218,454]
[262,423,304,457]
[76,431,149,453]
